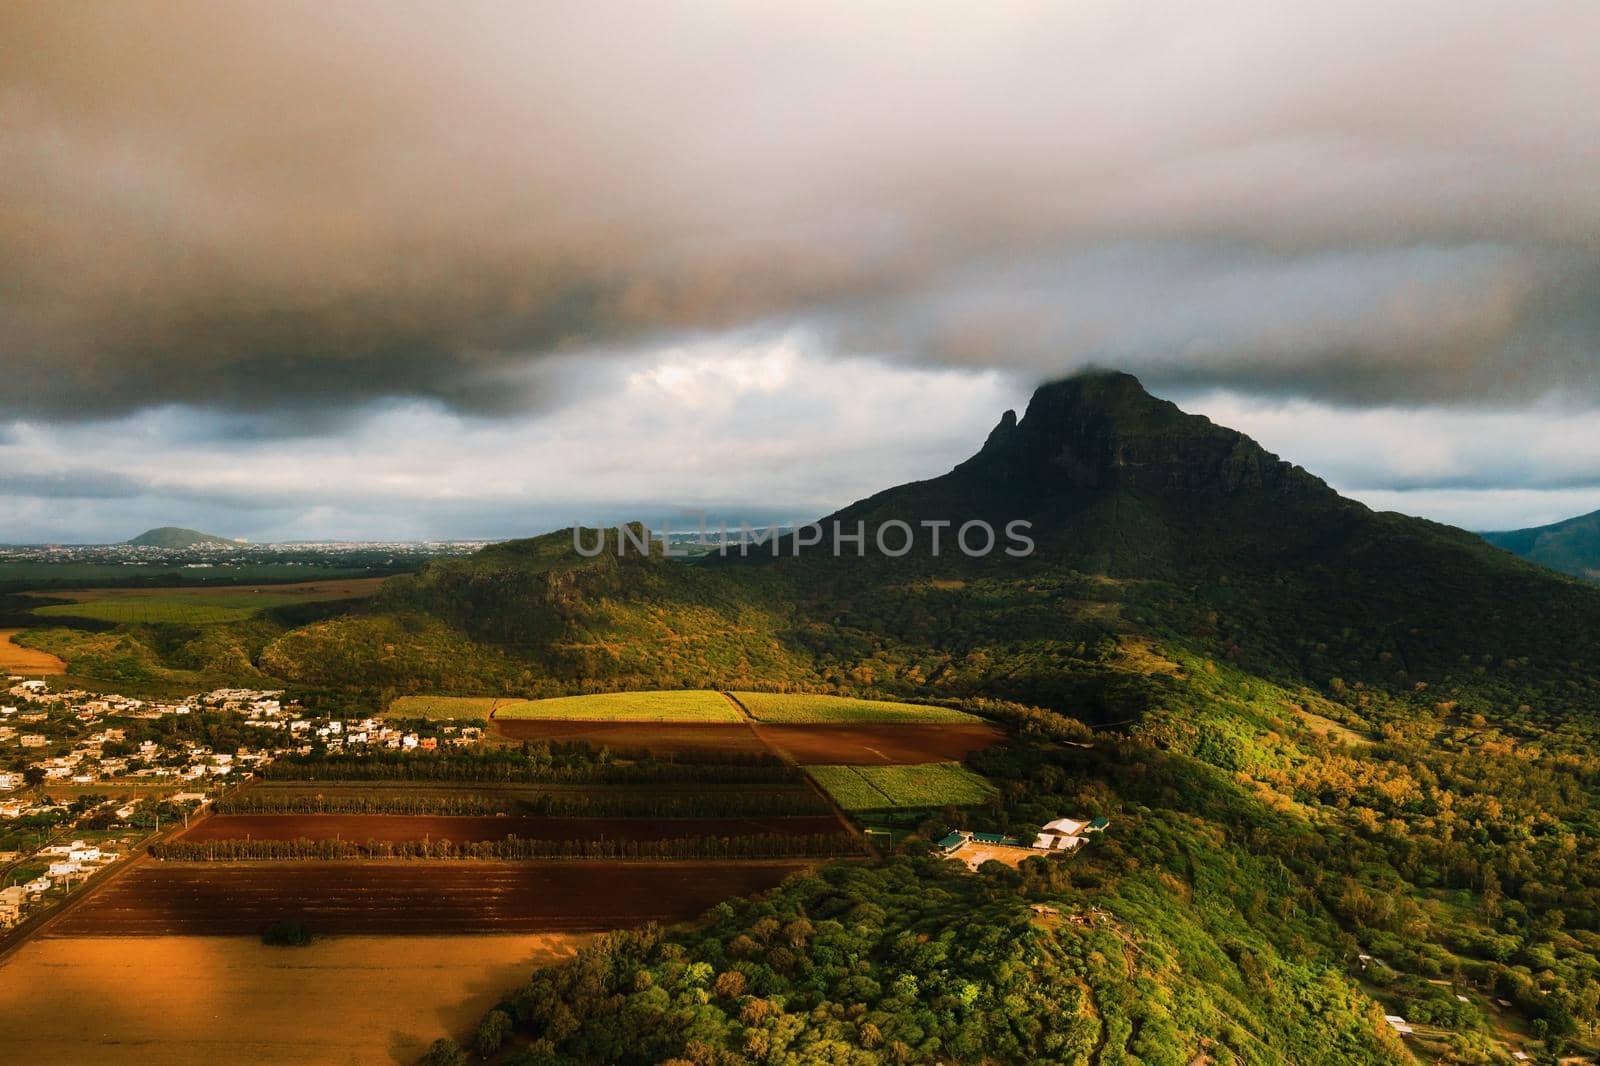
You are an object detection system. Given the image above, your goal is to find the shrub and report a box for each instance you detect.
[260,918,312,946]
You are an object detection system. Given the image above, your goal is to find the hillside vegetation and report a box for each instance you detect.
[1483,507,1600,583]
[17,372,1600,1062]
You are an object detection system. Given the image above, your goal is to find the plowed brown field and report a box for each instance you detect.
[489,718,770,754]
[177,813,845,843]
[52,860,813,935]
[489,718,1005,764]
[756,723,1006,764]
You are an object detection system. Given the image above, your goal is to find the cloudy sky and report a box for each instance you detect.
[2,1,1597,542]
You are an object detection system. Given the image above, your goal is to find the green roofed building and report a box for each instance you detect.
[936,832,966,852]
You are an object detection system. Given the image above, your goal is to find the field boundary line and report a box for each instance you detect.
[848,765,901,807]
[721,692,879,860]
[718,691,757,722]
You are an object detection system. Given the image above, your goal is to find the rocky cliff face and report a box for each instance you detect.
[958,370,1338,501]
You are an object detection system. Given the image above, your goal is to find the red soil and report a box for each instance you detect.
[489,719,770,755]
[490,719,1006,764]
[51,860,814,935]
[755,723,1007,765]
[177,813,845,843]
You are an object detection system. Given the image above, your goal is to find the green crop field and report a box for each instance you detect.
[493,690,744,722]
[806,762,995,811]
[32,594,306,625]
[386,695,509,720]
[732,691,979,724]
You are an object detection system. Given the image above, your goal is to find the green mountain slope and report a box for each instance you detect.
[763,371,1600,724]
[1483,507,1600,582]
[34,372,1600,1062]
[125,526,236,548]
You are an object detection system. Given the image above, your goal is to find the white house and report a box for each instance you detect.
[1033,816,1111,852]
[23,876,51,893]
[69,845,101,863]
[0,884,25,924]
[47,861,81,877]
[0,772,20,790]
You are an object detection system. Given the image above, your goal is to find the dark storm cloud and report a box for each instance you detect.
[2,1,1598,423]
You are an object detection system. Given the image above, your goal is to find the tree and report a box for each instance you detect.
[260,919,312,947]
[474,1010,512,1057]
[418,1039,467,1066]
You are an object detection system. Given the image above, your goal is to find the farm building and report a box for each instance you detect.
[1034,816,1111,852]
[939,815,1112,870]
[1033,831,1086,852]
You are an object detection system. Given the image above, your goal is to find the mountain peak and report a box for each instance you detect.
[962,369,1327,500]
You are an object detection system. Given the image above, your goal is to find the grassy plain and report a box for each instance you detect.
[0,561,378,591]
[0,933,591,1065]
[806,762,995,811]
[494,690,742,722]
[732,691,979,724]
[28,577,386,625]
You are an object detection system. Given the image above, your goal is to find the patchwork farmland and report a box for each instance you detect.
[14,684,1010,1063]
[483,689,1008,763]
[34,688,1005,984]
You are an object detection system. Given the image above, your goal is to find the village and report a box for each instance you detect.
[0,675,483,934]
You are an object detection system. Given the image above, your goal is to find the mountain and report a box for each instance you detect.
[125,526,237,548]
[802,370,1600,712]
[1482,507,1600,582]
[30,369,1600,1061]
[244,371,1600,721]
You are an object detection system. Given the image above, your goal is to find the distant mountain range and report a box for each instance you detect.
[125,526,237,548]
[1481,508,1600,583]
